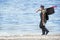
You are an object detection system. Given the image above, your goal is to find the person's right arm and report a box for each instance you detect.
[36,9,41,13]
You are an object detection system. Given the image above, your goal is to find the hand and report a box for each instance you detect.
[51,6,57,8]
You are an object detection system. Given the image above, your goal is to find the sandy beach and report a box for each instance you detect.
[0,34,60,40]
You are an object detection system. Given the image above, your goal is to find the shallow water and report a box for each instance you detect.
[0,0,60,35]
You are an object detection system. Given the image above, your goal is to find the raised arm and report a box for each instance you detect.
[36,9,41,13]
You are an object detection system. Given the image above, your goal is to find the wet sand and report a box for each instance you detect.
[0,34,60,40]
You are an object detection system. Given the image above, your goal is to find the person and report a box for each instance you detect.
[36,5,49,35]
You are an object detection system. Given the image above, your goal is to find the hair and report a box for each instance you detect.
[40,5,44,8]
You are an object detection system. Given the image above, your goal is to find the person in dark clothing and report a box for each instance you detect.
[36,5,49,35]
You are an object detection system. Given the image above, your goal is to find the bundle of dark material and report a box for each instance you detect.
[46,7,55,15]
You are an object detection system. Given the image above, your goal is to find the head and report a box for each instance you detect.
[40,5,44,9]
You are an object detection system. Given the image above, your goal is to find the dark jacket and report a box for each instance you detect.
[40,12,49,23]
[40,12,49,28]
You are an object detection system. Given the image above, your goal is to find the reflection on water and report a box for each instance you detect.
[0,0,60,35]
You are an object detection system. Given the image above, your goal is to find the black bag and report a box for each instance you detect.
[46,12,49,20]
[46,7,55,15]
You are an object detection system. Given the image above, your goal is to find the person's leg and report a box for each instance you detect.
[45,27,49,35]
[44,20,49,35]
[41,26,46,35]
[41,28,45,35]
[39,21,45,35]
[42,26,49,35]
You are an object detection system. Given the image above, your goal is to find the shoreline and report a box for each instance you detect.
[0,35,60,40]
